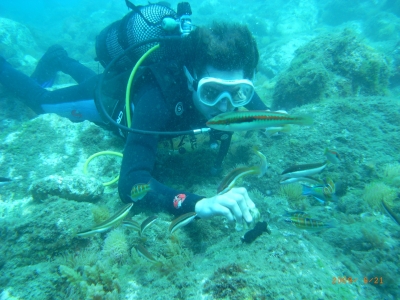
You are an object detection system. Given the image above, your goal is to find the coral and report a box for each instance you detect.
[102,229,129,264]
[59,265,82,284]
[59,260,121,299]
[92,205,110,225]
[279,183,305,204]
[383,163,400,187]
[61,247,99,269]
[363,182,397,209]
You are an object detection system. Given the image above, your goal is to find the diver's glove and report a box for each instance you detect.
[31,44,68,88]
[194,187,258,230]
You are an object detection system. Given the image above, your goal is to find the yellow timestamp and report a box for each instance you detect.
[332,277,383,285]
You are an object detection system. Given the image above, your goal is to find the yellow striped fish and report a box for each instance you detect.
[130,182,152,202]
[285,215,334,231]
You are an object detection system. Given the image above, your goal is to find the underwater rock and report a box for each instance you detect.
[274,0,318,36]
[0,17,40,72]
[30,174,104,202]
[0,114,123,201]
[258,35,314,79]
[272,29,391,110]
[0,198,93,265]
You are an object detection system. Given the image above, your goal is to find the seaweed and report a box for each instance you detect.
[363,181,397,209]
[203,263,247,299]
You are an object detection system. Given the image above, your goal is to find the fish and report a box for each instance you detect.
[264,124,291,136]
[130,182,152,202]
[285,216,335,231]
[324,148,341,164]
[76,226,113,237]
[169,212,197,234]
[140,215,158,236]
[136,244,161,265]
[218,167,257,195]
[241,221,271,243]
[92,203,133,229]
[280,176,322,186]
[301,178,338,204]
[122,220,141,231]
[217,148,267,195]
[206,110,313,132]
[381,200,400,226]
[0,177,12,186]
[76,203,133,237]
[280,161,327,179]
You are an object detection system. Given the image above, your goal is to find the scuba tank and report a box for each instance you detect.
[95,1,192,72]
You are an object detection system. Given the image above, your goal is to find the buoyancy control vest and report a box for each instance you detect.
[95,1,192,72]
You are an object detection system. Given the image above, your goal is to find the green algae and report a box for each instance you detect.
[272,29,391,110]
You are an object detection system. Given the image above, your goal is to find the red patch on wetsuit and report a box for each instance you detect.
[173,194,186,209]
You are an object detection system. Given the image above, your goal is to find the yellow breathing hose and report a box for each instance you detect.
[83,151,123,186]
[83,44,160,186]
[125,44,160,128]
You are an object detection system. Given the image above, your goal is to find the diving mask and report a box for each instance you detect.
[184,66,254,107]
[197,77,254,107]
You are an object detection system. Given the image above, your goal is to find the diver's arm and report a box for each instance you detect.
[118,86,203,215]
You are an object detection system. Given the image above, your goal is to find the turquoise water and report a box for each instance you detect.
[0,1,399,299]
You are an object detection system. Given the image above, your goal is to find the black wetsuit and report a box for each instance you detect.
[0,57,268,216]
[118,62,268,215]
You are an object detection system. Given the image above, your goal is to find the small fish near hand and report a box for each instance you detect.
[76,203,133,237]
[280,176,322,186]
[169,212,197,234]
[136,244,162,266]
[381,200,400,226]
[0,177,12,186]
[130,182,152,202]
[324,148,341,164]
[285,215,335,231]
[280,161,328,179]
[139,215,158,236]
[217,148,267,195]
[302,178,338,204]
[206,110,313,132]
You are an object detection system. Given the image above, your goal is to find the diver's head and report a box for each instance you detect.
[185,65,254,119]
[181,22,258,119]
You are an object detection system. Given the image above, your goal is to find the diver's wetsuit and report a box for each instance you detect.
[118,63,268,215]
[0,56,268,216]
[0,55,103,123]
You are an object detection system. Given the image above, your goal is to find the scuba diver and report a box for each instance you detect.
[0,2,269,228]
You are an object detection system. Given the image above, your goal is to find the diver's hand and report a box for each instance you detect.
[195,187,256,227]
